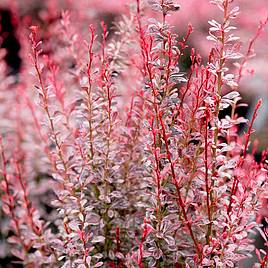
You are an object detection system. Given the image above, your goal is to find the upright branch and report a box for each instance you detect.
[0,138,29,259]
[85,25,96,159]
[29,26,68,175]
[206,0,241,242]
[237,16,268,83]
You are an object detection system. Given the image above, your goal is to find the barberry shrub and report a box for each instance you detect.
[0,0,268,267]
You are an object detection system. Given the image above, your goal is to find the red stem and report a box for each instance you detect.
[159,114,201,258]
[224,99,262,232]
[204,107,212,243]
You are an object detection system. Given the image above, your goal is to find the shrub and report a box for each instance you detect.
[0,0,268,267]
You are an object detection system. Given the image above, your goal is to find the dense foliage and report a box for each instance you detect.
[0,0,268,267]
